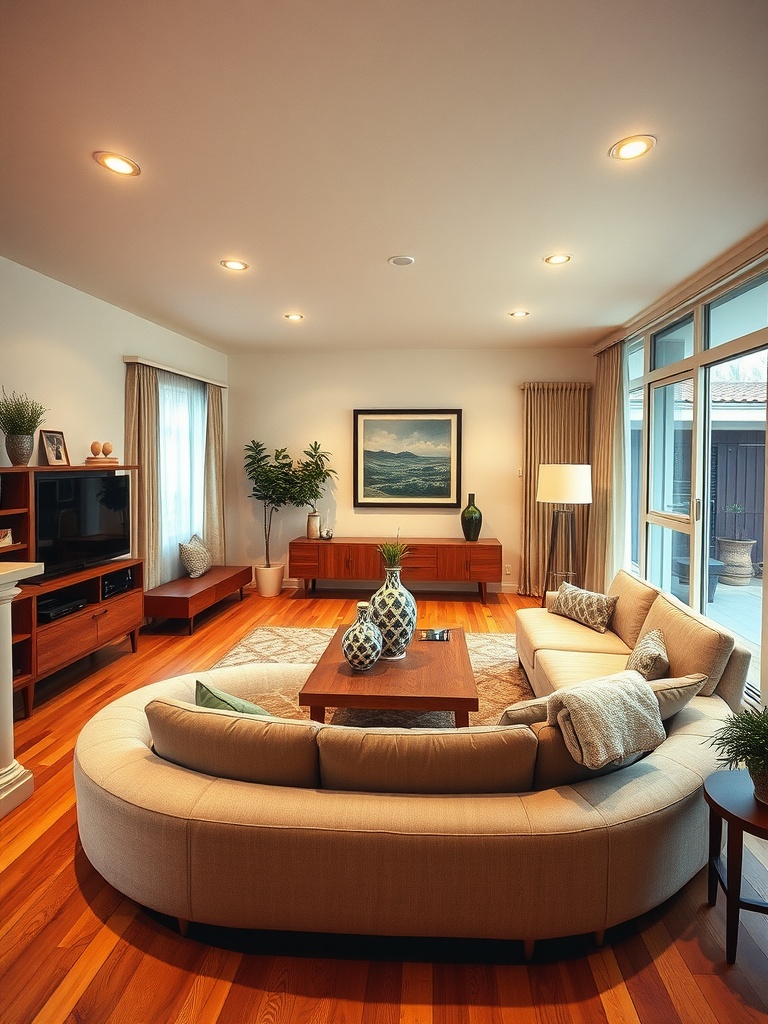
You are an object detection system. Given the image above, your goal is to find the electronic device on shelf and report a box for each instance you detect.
[37,595,88,623]
[33,470,131,581]
[102,566,133,599]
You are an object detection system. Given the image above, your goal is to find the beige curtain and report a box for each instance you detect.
[124,362,161,589]
[203,383,226,562]
[584,342,625,592]
[518,382,591,597]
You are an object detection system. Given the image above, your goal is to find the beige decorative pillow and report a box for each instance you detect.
[179,533,211,578]
[627,628,669,680]
[550,582,618,634]
[649,673,707,720]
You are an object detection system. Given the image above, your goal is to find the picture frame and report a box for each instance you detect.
[40,430,70,466]
[353,409,462,508]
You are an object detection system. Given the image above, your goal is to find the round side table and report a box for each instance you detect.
[703,769,768,964]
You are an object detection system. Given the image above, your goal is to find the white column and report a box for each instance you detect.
[0,562,43,819]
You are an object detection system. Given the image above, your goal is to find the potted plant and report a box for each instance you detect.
[243,440,335,596]
[0,388,48,466]
[292,441,336,538]
[717,503,757,586]
[709,707,768,805]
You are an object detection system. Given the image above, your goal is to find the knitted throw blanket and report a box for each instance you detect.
[546,675,666,770]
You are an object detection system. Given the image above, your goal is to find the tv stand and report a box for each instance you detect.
[0,465,142,717]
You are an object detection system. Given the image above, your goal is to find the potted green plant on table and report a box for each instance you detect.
[243,440,335,596]
[0,388,48,466]
[710,707,768,805]
[291,441,337,539]
[717,503,757,586]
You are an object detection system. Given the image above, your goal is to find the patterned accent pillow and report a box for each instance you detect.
[179,533,212,578]
[550,582,618,634]
[627,628,669,680]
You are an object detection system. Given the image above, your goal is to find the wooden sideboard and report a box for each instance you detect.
[288,536,502,602]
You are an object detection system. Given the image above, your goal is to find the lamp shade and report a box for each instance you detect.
[536,464,592,505]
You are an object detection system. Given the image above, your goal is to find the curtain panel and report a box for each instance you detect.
[518,382,591,597]
[584,342,625,592]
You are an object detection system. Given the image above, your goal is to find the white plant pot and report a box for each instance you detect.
[254,563,285,597]
[307,512,321,539]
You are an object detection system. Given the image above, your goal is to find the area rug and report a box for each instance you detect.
[213,627,534,727]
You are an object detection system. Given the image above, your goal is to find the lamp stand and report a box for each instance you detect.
[541,507,581,607]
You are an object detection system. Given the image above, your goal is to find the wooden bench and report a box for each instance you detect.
[143,565,253,634]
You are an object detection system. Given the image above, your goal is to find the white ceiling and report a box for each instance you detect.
[2,0,767,355]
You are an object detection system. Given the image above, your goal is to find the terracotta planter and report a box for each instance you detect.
[254,563,284,597]
[716,537,756,586]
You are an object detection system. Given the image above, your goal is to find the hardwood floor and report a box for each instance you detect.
[2,585,767,1023]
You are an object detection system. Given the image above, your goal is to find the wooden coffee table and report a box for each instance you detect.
[298,625,479,727]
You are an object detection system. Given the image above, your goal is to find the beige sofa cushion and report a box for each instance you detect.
[516,609,631,671]
[316,725,538,793]
[534,650,630,690]
[145,698,321,787]
[608,570,659,647]
[642,593,734,695]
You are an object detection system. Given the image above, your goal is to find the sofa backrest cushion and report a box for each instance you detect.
[316,725,538,793]
[145,698,321,787]
[531,720,638,790]
[498,671,707,728]
[642,592,734,695]
[607,570,659,647]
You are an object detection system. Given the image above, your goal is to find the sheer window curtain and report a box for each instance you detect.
[518,382,592,597]
[125,363,226,590]
[584,342,626,592]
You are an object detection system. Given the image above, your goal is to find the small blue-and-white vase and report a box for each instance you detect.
[341,602,382,672]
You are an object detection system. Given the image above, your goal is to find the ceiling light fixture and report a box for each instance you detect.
[509,309,530,318]
[543,253,572,265]
[388,255,415,266]
[284,313,304,321]
[220,259,249,271]
[93,151,141,176]
[608,135,657,160]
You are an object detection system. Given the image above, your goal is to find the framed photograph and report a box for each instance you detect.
[353,409,462,508]
[40,430,70,466]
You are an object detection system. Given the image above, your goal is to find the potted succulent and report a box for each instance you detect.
[0,388,48,466]
[717,503,757,586]
[243,440,335,596]
[709,707,768,805]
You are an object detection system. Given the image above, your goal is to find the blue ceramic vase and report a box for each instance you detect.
[341,601,382,671]
[369,566,417,660]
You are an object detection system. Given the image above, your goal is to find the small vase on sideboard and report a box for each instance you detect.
[461,493,482,541]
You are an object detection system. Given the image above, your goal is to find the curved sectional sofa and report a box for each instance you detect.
[74,572,749,952]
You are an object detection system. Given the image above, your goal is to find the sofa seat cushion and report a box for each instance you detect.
[316,724,538,794]
[534,650,630,691]
[145,697,321,787]
[607,570,659,648]
[516,608,631,673]
[642,593,735,695]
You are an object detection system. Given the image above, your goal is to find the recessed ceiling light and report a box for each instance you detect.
[608,135,657,160]
[543,253,572,265]
[284,313,304,321]
[220,259,249,271]
[388,255,415,266]
[509,309,530,318]
[93,151,141,176]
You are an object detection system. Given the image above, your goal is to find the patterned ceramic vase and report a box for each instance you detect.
[5,434,34,467]
[369,566,417,660]
[461,493,482,541]
[341,602,382,672]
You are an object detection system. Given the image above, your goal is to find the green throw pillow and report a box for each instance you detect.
[195,679,270,717]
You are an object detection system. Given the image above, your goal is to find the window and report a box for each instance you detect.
[707,273,768,349]
[651,315,694,370]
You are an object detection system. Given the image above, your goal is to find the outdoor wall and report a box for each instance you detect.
[226,347,595,592]
[0,257,227,467]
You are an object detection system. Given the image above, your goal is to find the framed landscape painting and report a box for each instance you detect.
[353,409,462,508]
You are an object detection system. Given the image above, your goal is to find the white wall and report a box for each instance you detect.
[226,347,595,591]
[0,257,227,467]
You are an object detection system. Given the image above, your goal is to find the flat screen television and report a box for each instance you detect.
[34,471,131,580]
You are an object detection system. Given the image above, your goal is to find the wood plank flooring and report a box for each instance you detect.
[2,585,767,1023]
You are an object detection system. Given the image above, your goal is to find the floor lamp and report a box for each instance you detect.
[537,464,592,607]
